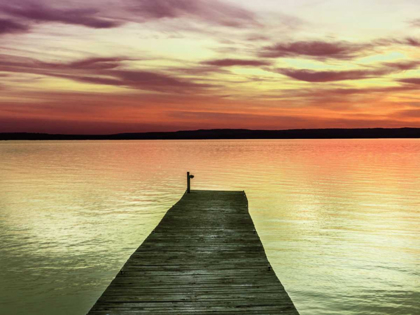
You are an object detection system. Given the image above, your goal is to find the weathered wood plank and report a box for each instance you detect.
[87,190,299,314]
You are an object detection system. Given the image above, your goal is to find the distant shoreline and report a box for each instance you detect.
[1,128,420,141]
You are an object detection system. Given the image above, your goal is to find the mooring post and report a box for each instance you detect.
[187,172,194,193]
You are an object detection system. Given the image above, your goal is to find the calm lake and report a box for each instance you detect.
[0,139,419,315]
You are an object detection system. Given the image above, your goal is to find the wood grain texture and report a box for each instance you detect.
[87,190,300,314]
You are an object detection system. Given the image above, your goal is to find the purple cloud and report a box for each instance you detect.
[203,59,271,67]
[67,58,127,70]
[275,60,420,83]
[377,37,420,47]
[0,54,212,93]
[0,18,29,35]
[259,40,369,60]
[402,37,420,47]
[106,70,212,91]
[133,0,257,27]
[382,60,420,71]
[399,78,420,85]
[277,68,389,82]
[4,4,121,29]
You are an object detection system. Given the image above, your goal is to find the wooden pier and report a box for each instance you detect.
[87,190,299,314]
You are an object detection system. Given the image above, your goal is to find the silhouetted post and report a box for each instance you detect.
[187,172,194,193]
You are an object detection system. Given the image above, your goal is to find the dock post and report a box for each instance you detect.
[187,172,194,193]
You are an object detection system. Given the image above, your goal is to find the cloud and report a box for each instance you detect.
[410,19,420,27]
[0,55,126,74]
[88,70,212,92]
[275,60,419,83]
[399,78,420,85]
[377,37,420,47]
[277,68,388,82]
[259,40,369,60]
[132,0,258,27]
[65,59,214,92]
[395,109,420,118]
[290,85,418,100]
[402,37,420,47]
[4,4,122,29]
[382,60,420,71]
[67,57,128,70]
[0,18,29,35]
[0,54,212,93]
[203,59,271,67]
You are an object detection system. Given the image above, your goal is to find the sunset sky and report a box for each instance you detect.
[1,0,420,134]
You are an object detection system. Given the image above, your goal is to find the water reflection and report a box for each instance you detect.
[0,140,419,315]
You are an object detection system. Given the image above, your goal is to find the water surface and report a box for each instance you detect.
[0,140,419,314]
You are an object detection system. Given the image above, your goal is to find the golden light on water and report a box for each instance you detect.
[1,140,419,314]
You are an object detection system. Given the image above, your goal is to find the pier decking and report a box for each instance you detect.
[87,190,299,314]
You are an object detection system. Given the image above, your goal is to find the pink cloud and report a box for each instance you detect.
[403,37,420,46]
[203,59,271,67]
[399,78,420,85]
[376,37,420,47]
[133,0,258,27]
[0,54,213,93]
[4,3,122,29]
[0,18,29,34]
[277,68,388,82]
[382,60,420,71]
[275,60,418,83]
[259,40,369,60]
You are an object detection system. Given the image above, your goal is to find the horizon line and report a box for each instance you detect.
[1,127,420,140]
[1,127,419,136]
